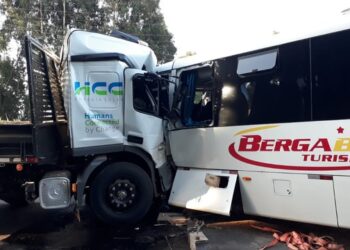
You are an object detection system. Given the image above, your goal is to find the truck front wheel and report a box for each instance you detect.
[89,162,154,225]
[0,186,27,207]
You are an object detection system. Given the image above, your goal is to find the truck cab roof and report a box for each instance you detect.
[64,29,157,72]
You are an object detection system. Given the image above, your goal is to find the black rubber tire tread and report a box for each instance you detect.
[90,162,154,225]
[0,188,28,207]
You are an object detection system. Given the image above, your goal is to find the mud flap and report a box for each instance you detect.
[169,168,237,216]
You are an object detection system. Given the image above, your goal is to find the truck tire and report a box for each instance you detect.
[0,188,27,207]
[90,162,154,225]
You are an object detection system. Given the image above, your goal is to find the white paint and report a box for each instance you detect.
[333,176,350,228]
[169,168,237,215]
[68,60,125,149]
[62,30,160,151]
[124,68,166,168]
[159,21,350,227]
[68,30,157,71]
[239,171,338,227]
[169,121,350,175]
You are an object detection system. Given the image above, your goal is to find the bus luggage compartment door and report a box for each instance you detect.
[239,171,338,227]
[168,168,237,216]
[334,176,350,228]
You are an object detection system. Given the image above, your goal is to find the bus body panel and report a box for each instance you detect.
[238,171,338,227]
[333,176,350,228]
[169,120,350,175]
[169,168,237,216]
[163,27,350,227]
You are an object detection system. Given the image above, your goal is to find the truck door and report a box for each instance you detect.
[69,58,125,154]
[124,69,169,168]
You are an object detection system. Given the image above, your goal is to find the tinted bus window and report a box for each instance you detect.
[216,40,310,126]
[312,30,350,121]
[237,49,278,75]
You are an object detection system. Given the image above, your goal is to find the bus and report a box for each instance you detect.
[156,17,350,228]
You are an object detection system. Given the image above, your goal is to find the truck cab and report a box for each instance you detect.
[0,29,173,225]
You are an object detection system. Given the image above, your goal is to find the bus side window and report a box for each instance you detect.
[217,40,310,126]
[237,49,278,75]
[240,41,310,124]
[180,67,214,127]
[312,30,350,121]
[215,57,251,126]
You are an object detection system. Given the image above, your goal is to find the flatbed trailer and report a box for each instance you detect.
[0,36,68,206]
[0,123,33,161]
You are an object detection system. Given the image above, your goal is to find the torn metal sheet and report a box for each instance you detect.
[157,212,189,226]
[169,168,237,216]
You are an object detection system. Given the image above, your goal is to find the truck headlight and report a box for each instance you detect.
[39,171,71,209]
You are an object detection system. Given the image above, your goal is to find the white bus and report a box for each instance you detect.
[157,17,350,228]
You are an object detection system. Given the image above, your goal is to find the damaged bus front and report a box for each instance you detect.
[157,19,350,229]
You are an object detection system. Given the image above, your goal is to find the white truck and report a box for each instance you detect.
[0,29,173,225]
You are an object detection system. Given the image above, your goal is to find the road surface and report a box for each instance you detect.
[0,200,349,249]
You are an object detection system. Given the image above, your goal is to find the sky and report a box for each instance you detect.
[1,1,350,59]
[159,0,350,57]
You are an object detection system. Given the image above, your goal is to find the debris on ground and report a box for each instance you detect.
[187,219,207,250]
[0,234,10,241]
[251,224,345,250]
[188,231,208,250]
[206,219,263,228]
[157,212,209,250]
[157,212,189,226]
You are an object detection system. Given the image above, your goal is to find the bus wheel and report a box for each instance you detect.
[90,162,154,225]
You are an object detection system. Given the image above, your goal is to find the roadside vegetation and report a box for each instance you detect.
[0,0,176,120]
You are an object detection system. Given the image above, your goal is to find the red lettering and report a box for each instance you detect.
[274,139,292,151]
[302,154,310,161]
[311,155,321,161]
[261,139,274,151]
[322,155,332,162]
[238,135,261,151]
[291,139,310,151]
[339,155,348,162]
[309,138,331,152]
[332,155,338,162]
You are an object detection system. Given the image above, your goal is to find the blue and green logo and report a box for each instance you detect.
[74,81,123,96]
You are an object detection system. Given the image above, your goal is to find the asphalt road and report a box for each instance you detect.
[0,200,349,249]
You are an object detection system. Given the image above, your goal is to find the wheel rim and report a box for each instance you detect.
[107,179,137,211]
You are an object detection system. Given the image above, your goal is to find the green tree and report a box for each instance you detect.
[0,0,176,120]
[106,0,176,63]
[0,55,27,120]
[0,0,31,120]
